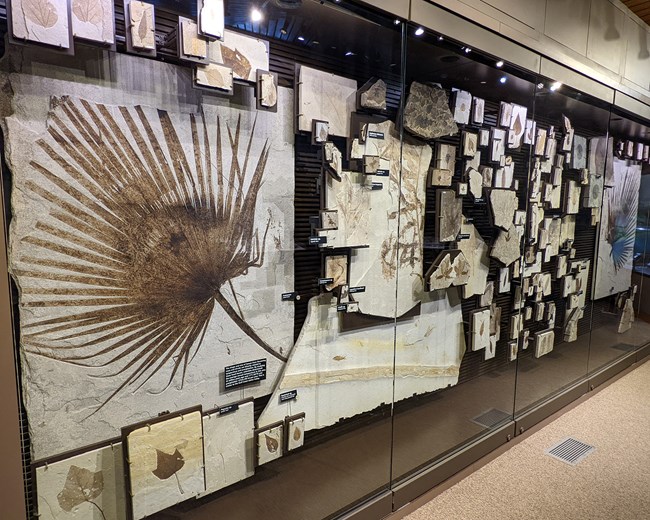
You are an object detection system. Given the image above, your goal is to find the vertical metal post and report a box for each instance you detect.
[0,145,27,519]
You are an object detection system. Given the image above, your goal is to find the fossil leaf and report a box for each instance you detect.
[220,45,252,80]
[513,114,523,137]
[137,6,150,42]
[72,0,102,25]
[479,321,485,336]
[23,0,59,28]
[264,433,279,453]
[57,465,104,512]
[333,355,346,361]
[293,426,302,441]
[152,448,185,480]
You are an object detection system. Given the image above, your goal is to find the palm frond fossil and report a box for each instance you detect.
[13,96,286,411]
[605,169,640,271]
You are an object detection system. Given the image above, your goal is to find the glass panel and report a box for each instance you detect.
[178,2,404,519]
[587,110,650,373]
[514,82,611,413]
[5,2,403,520]
[391,24,536,482]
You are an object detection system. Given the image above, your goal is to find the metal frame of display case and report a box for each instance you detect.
[0,143,27,519]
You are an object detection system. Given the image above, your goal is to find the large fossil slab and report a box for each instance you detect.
[593,159,641,299]
[257,289,466,432]
[320,120,432,318]
[4,53,295,459]
[297,65,356,137]
[403,82,457,140]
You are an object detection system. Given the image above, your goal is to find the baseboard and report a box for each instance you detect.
[391,421,515,510]
[337,491,393,520]
[514,380,589,434]
[588,352,637,390]
[636,343,650,363]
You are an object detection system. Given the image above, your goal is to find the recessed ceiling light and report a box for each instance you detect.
[499,76,507,84]
[415,27,424,36]
[496,60,504,68]
[250,7,263,22]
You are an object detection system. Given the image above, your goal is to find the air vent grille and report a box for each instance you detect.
[546,437,595,465]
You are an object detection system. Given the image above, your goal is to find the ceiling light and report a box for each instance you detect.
[496,60,504,68]
[250,7,263,22]
[438,36,444,41]
[297,36,305,41]
[550,81,562,91]
[345,51,355,56]
[394,19,401,25]
[499,76,507,84]
[415,27,424,36]
[465,47,472,53]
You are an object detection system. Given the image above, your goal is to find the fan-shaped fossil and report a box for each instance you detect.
[13,96,286,411]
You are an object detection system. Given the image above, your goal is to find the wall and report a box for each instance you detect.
[363,0,650,107]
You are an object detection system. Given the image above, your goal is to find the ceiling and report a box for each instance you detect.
[622,0,650,25]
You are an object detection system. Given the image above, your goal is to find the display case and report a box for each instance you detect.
[1,1,649,520]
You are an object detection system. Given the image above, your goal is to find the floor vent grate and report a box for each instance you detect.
[546,437,595,465]
[471,408,511,428]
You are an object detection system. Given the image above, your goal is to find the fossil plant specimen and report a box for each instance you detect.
[605,170,640,271]
[13,96,285,410]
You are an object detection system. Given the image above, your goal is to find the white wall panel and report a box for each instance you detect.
[482,0,546,30]
[623,16,650,91]
[544,0,591,55]
[587,0,626,74]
